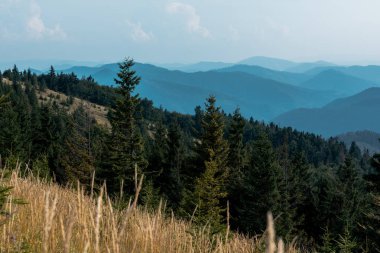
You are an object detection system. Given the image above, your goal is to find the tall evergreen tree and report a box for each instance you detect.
[236,132,282,234]
[99,58,147,195]
[195,96,229,175]
[165,122,184,206]
[186,96,229,231]
[227,108,246,177]
[61,107,95,187]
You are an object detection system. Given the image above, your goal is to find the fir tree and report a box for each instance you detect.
[185,96,229,231]
[195,96,229,175]
[236,132,282,234]
[61,107,94,187]
[99,58,147,195]
[227,108,246,177]
[165,122,184,206]
[193,153,228,232]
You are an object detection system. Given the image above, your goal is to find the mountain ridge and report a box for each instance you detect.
[273,87,380,137]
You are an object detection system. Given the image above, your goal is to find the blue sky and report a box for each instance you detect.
[1,0,380,65]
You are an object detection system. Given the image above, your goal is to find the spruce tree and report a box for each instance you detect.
[227,108,246,177]
[236,132,282,234]
[61,107,94,187]
[193,153,228,232]
[99,58,147,195]
[187,96,229,231]
[195,96,229,174]
[165,122,184,206]
[336,158,369,244]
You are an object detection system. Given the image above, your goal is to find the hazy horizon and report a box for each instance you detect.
[2,0,380,66]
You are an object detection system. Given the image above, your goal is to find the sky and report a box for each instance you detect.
[1,0,380,66]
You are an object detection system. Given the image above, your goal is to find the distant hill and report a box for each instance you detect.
[61,63,336,121]
[285,61,335,73]
[0,60,102,72]
[306,65,380,85]
[216,64,310,85]
[337,131,380,154]
[238,56,297,71]
[300,69,376,96]
[273,88,380,137]
[237,57,335,73]
[162,61,234,73]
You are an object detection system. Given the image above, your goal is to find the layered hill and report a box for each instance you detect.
[306,65,380,85]
[215,64,310,85]
[61,63,334,121]
[273,88,380,137]
[300,70,376,96]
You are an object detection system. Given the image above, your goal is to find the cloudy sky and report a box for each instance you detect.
[1,0,380,65]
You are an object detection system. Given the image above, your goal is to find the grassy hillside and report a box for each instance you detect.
[0,169,297,253]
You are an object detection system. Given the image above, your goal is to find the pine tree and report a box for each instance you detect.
[61,107,94,187]
[236,132,282,234]
[193,153,228,232]
[227,108,246,178]
[195,96,229,175]
[348,142,362,161]
[185,96,229,231]
[278,152,310,241]
[99,58,147,195]
[49,66,56,89]
[336,158,370,243]
[165,122,184,206]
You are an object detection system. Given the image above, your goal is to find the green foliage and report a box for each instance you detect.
[227,108,246,179]
[141,179,162,210]
[320,227,336,253]
[32,155,51,180]
[192,156,228,233]
[184,96,229,232]
[61,107,95,187]
[0,63,379,250]
[336,226,358,253]
[98,58,147,195]
[0,94,9,108]
[0,172,25,227]
[236,132,282,234]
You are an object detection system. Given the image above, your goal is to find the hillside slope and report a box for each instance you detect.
[273,88,380,137]
[2,78,109,126]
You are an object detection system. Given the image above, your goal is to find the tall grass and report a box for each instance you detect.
[0,169,299,253]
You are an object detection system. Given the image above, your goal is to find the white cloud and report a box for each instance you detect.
[126,20,154,42]
[166,2,211,38]
[26,0,66,40]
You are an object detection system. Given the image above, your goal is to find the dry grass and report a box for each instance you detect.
[36,89,109,127]
[0,170,299,253]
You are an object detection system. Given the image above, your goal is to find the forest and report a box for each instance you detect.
[0,59,379,252]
